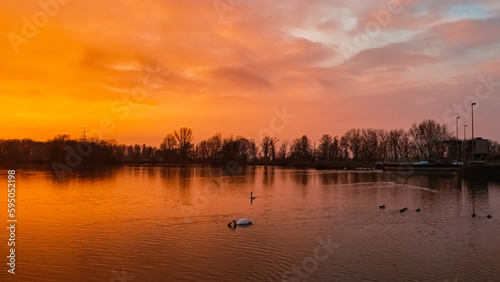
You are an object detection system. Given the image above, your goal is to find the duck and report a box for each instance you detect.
[250,192,256,200]
[487,215,492,219]
[472,213,476,218]
[228,218,253,227]
[379,204,385,209]
[400,207,408,213]
[416,208,421,212]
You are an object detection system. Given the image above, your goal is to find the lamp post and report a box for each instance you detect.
[464,124,467,163]
[471,103,476,140]
[456,117,460,162]
[471,103,477,161]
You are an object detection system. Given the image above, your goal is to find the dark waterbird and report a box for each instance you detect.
[416,208,421,212]
[487,215,492,219]
[379,204,385,209]
[472,213,476,218]
[400,207,408,213]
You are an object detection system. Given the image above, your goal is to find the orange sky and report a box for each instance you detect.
[1,0,500,146]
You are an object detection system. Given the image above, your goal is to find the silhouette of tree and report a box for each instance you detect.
[261,136,278,162]
[291,135,312,161]
[207,133,222,160]
[409,119,450,160]
[160,133,178,162]
[330,136,340,161]
[247,138,258,161]
[376,130,389,161]
[360,129,378,161]
[278,140,289,160]
[133,144,142,161]
[174,127,194,157]
[340,136,349,161]
[161,133,177,151]
[0,138,47,163]
[318,134,333,161]
[126,145,134,162]
[0,119,471,165]
[222,137,250,161]
[400,131,412,160]
[196,141,209,161]
[141,144,155,161]
[344,129,362,160]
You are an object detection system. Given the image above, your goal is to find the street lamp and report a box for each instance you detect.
[464,124,467,163]
[456,117,460,162]
[471,103,476,140]
[471,103,477,162]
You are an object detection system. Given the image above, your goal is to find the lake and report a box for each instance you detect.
[1,165,500,281]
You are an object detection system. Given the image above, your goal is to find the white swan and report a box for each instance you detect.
[250,192,256,200]
[228,218,253,227]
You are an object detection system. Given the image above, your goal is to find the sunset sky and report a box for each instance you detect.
[1,0,500,146]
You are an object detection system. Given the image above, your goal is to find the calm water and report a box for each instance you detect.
[1,165,500,281]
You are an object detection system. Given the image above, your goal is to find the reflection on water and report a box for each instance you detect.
[1,165,500,281]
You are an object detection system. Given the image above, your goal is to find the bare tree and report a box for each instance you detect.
[388,129,403,161]
[207,133,222,159]
[222,136,251,161]
[376,129,389,161]
[400,131,412,160]
[329,136,340,161]
[161,133,177,151]
[339,136,349,161]
[261,136,278,162]
[409,120,450,160]
[174,127,194,157]
[318,134,333,161]
[343,129,362,160]
[360,129,378,161]
[291,135,312,161]
[196,141,209,160]
[278,140,289,160]
[247,138,258,161]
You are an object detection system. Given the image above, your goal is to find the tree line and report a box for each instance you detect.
[1,119,499,165]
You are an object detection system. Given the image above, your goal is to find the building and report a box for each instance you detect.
[466,138,489,161]
[444,137,489,163]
